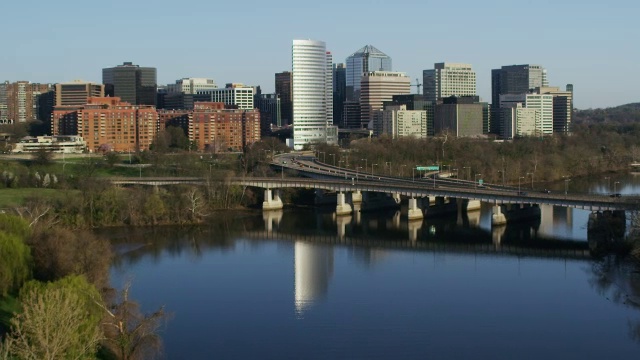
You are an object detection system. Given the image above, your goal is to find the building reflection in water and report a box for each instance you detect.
[294,241,334,316]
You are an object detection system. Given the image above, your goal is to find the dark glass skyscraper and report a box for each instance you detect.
[333,63,346,127]
[345,45,392,102]
[102,62,157,106]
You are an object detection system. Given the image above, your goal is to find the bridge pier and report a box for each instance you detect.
[336,214,352,240]
[408,198,424,221]
[262,189,284,211]
[351,191,362,204]
[336,192,353,216]
[492,205,507,226]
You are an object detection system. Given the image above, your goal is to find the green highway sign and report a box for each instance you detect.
[416,166,440,171]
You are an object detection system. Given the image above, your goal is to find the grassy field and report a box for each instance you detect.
[0,188,73,208]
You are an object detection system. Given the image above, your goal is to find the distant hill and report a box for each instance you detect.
[574,103,640,124]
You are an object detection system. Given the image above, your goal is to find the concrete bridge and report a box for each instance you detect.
[109,176,639,226]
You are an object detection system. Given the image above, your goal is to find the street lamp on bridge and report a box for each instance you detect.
[498,170,505,186]
[463,166,470,181]
[563,177,571,196]
[614,181,620,194]
[518,176,525,193]
[356,166,362,183]
[319,151,325,163]
[526,172,534,190]
[475,174,482,189]
[361,158,367,173]
[372,163,377,176]
[385,162,392,176]
[329,153,335,166]
[604,176,611,194]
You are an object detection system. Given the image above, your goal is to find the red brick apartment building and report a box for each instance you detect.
[189,102,260,152]
[52,97,158,152]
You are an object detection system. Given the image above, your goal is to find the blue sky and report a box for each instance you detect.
[1,0,638,109]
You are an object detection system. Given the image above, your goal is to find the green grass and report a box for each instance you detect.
[0,188,73,208]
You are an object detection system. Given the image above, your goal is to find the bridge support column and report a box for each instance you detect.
[492,205,507,226]
[392,193,401,204]
[336,192,353,216]
[465,200,481,212]
[262,189,283,211]
[351,191,362,204]
[408,198,424,221]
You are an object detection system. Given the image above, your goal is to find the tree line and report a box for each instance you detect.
[0,213,168,359]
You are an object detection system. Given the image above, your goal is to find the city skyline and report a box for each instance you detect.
[1,0,637,109]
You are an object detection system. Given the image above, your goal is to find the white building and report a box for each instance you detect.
[167,78,217,94]
[291,39,337,150]
[12,135,86,153]
[197,83,254,110]
[525,93,554,135]
[423,63,477,102]
[376,105,427,139]
[501,103,540,139]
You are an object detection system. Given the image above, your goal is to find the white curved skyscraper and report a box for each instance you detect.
[291,39,337,150]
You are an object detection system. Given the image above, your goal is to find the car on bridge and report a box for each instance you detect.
[610,193,622,198]
[518,191,528,195]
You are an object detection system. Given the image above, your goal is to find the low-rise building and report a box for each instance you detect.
[12,135,86,153]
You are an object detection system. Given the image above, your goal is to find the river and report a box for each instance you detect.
[109,173,640,359]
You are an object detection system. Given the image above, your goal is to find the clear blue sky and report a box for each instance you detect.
[1,0,638,109]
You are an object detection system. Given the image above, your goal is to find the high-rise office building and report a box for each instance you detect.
[423,63,477,102]
[434,96,489,137]
[346,45,392,101]
[491,64,548,107]
[167,78,217,94]
[275,71,293,126]
[490,65,547,137]
[102,62,157,106]
[197,83,254,110]
[54,80,104,107]
[291,39,337,149]
[537,85,573,134]
[333,63,346,127]
[360,71,411,128]
[255,93,281,134]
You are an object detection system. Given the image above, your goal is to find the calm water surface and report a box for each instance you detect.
[110,174,640,359]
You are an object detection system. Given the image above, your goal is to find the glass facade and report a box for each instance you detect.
[345,45,392,102]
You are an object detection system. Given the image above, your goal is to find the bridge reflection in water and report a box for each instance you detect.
[257,207,615,315]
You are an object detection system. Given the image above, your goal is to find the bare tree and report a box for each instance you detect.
[100,282,169,360]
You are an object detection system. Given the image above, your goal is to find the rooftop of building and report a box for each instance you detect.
[348,45,390,58]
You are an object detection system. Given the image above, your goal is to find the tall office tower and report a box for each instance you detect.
[102,62,157,106]
[360,71,411,128]
[167,78,217,94]
[326,52,333,128]
[275,71,293,126]
[55,80,104,106]
[197,83,255,110]
[500,103,540,139]
[423,63,477,102]
[342,101,361,129]
[0,81,52,123]
[537,85,573,134]
[491,64,548,106]
[501,92,553,136]
[333,63,346,127]
[255,93,282,135]
[291,39,337,149]
[434,96,490,137]
[346,45,392,102]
